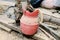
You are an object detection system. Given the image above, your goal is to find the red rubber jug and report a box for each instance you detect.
[20,9,43,35]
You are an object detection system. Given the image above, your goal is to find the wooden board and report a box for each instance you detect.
[38,8,60,25]
[0,24,11,32]
[0,1,15,6]
[39,8,60,19]
[0,15,55,40]
[0,15,20,32]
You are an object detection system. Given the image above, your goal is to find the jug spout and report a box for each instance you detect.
[23,9,39,17]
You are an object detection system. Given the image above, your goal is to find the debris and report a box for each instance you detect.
[0,24,11,32]
[39,8,60,25]
[44,22,58,29]
[40,23,60,40]
[0,6,5,14]
[0,14,55,40]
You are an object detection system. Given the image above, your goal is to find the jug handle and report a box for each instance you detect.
[38,9,43,24]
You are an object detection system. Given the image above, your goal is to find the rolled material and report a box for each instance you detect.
[41,0,55,9]
[39,8,60,25]
[43,14,60,25]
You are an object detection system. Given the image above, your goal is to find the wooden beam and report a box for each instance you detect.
[39,8,60,19]
[0,24,11,32]
[38,8,60,25]
[40,23,60,40]
[0,15,55,40]
[0,15,20,32]
[0,1,15,6]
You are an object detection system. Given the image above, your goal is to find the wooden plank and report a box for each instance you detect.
[39,27,56,40]
[0,15,55,40]
[38,8,60,25]
[0,1,15,6]
[39,8,60,19]
[33,29,56,40]
[0,24,11,32]
[44,22,58,29]
[0,15,20,32]
[40,23,60,40]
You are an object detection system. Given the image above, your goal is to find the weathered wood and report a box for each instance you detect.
[40,23,60,40]
[0,15,55,40]
[0,6,4,14]
[39,27,56,40]
[39,8,60,25]
[33,30,52,40]
[44,22,58,29]
[39,8,60,19]
[0,24,11,32]
[0,1,15,6]
[0,15,20,32]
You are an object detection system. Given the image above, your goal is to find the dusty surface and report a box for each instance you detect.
[0,28,35,40]
[0,29,23,40]
[0,29,34,40]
